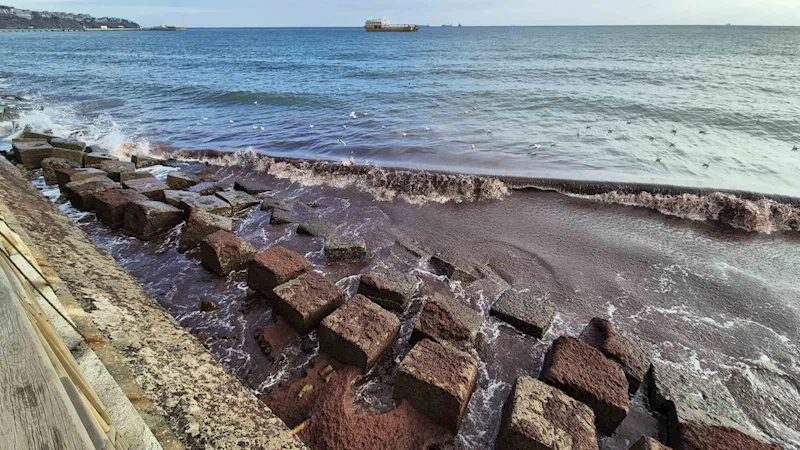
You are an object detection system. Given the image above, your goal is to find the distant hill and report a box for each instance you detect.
[0,4,140,29]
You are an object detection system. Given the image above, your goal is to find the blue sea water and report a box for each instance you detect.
[1,26,799,196]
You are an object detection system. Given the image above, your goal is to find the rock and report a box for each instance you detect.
[496,376,599,450]
[179,208,233,252]
[22,130,57,141]
[178,195,231,217]
[261,197,291,212]
[216,190,260,213]
[297,218,336,238]
[234,179,270,195]
[41,157,80,185]
[247,246,313,297]
[50,147,85,165]
[55,167,106,190]
[63,176,118,211]
[490,290,557,339]
[393,338,479,432]
[324,236,368,262]
[630,436,672,450]
[357,270,418,311]
[429,254,479,283]
[50,137,86,151]
[673,422,780,450]
[121,177,169,202]
[256,318,300,360]
[166,171,201,190]
[580,318,654,395]
[199,230,257,276]
[123,200,184,240]
[164,190,200,208]
[119,171,155,182]
[540,336,629,435]
[411,293,483,349]
[188,181,221,195]
[93,189,150,228]
[272,271,345,333]
[319,294,401,373]
[131,154,161,168]
[12,139,53,169]
[95,160,136,181]
[270,208,296,225]
[200,300,219,312]
[83,153,116,167]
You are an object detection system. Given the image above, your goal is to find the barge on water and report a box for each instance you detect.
[364,18,419,32]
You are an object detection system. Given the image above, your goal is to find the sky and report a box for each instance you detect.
[8,0,800,27]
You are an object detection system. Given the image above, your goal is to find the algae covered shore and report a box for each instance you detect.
[2,113,800,450]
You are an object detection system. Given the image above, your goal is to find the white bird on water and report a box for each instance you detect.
[254,101,258,105]
[310,124,314,128]
[229,120,235,123]
[425,127,431,131]
[338,139,346,146]
[342,125,347,129]
[202,117,208,121]
[471,144,476,149]
[349,112,357,119]
[402,132,408,137]
[260,126,265,131]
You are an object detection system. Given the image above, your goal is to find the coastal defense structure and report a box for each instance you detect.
[364,18,419,32]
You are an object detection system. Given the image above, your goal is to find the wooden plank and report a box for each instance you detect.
[0,259,94,450]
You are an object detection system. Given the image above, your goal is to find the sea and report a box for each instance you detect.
[1,26,800,197]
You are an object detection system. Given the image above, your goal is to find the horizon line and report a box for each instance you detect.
[166,24,800,29]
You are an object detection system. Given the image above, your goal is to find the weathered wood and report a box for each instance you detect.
[0,258,95,450]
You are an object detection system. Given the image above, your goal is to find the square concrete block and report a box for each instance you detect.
[247,246,313,296]
[216,190,260,213]
[411,293,482,349]
[179,208,233,252]
[199,230,257,276]
[22,131,57,141]
[324,236,367,261]
[491,290,556,339]
[429,254,479,283]
[50,147,84,165]
[178,195,231,217]
[393,338,479,432]
[580,318,654,395]
[357,269,418,311]
[272,271,345,333]
[64,176,118,211]
[164,190,200,208]
[119,171,155,182]
[234,179,270,195]
[121,177,169,202]
[131,154,162,168]
[166,171,200,190]
[50,137,86,151]
[187,181,221,195]
[297,218,336,239]
[123,200,184,240]
[83,153,116,167]
[41,157,80,185]
[12,139,53,169]
[497,376,598,450]
[270,208,297,225]
[319,294,400,373]
[629,436,671,450]
[94,160,136,181]
[55,167,106,190]
[93,188,149,228]
[540,336,630,435]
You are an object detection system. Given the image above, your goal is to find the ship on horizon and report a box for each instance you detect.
[364,18,419,32]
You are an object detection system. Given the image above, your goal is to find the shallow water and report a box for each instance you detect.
[3,26,800,196]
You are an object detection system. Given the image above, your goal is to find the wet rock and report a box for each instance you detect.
[22,130,57,141]
[187,181,220,195]
[630,436,672,450]
[123,200,184,240]
[41,157,80,185]
[166,171,201,190]
[179,208,232,252]
[261,197,291,212]
[178,195,232,217]
[395,237,431,260]
[95,160,136,181]
[119,171,155,182]
[580,318,654,395]
[83,153,116,167]
[164,190,200,208]
[297,218,336,238]
[411,293,483,349]
[324,236,367,262]
[247,246,313,296]
[357,269,418,311]
[393,338,479,432]
[121,177,169,202]
[199,230,257,276]
[131,154,161,168]
[319,294,401,373]
[93,188,149,228]
[256,318,300,360]
[50,137,86,151]
[270,208,296,225]
[216,190,260,213]
[50,147,85,165]
[200,300,219,312]
[490,290,556,339]
[272,271,345,333]
[234,179,270,195]
[300,334,317,353]
[63,176,118,211]
[673,421,780,450]
[55,167,106,190]
[496,376,599,450]
[540,336,629,435]
[429,254,479,283]
[12,139,53,169]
